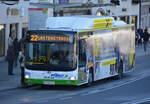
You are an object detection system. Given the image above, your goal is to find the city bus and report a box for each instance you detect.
[24,16,135,86]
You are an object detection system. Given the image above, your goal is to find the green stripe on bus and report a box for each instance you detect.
[24,78,78,86]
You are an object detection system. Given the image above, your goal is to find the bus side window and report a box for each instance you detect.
[79,40,86,67]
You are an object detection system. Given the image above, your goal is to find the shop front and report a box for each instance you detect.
[0,0,29,61]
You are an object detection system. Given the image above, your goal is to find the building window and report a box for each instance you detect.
[132,16,137,29]
[132,0,140,4]
[0,25,5,57]
[119,16,129,24]
[122,8,127,12]
[58,0,69,4]
[98,0,104,3]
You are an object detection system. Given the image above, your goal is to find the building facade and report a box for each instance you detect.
[141,1,150,30]
[0,0,29,61]
[30,0,92,16]
[29,0,150,30]
[92,0,140,29]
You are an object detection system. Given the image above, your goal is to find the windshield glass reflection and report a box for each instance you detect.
[25,42,76,71]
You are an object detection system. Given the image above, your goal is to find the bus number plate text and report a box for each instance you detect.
[43,81,55,85]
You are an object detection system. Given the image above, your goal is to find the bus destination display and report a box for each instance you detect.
[30,34,71,42]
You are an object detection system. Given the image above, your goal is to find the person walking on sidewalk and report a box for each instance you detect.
[7,45,15,75]
[8,34,14,46]
[19,49,25,85]
[137,26,144,45]
[18,34,25,52]
[143,28,149,55]
[13,37,19,67]
[135,30,140,46]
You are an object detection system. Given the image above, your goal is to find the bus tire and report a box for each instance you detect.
[21,79,28,88]
[21,82,28,88]
[87,69,93,87]
[116,61,123,79]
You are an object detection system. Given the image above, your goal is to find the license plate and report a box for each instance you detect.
[43,81,55,85]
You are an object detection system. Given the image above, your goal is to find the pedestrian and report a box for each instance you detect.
[137,26,144,45]
[135,30,140,46]
[18,37,25,52]
[143,28,149,54]
[19,49,25,85]
[7,45,15,75]
[8,34,14,46]
[13,37,19,67]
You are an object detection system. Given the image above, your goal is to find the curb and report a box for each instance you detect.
[0,86,22,92]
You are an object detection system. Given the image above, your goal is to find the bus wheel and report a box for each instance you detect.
[117,61,123,79]
[21,82,28,88]
[21,79,28,88]
[87,70,93,87]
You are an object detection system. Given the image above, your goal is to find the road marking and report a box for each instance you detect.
[60,97,72,100]
[121,97,150,104]
[13,70,150,104]
[36,100,49,104]
[80,71,150,97]
[81,89,100,96]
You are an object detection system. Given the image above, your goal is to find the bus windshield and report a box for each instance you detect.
[25,32,77,71]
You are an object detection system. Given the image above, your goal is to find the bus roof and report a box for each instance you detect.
[45,15,129,32]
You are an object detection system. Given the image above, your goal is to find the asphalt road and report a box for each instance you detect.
[0,55,150,104]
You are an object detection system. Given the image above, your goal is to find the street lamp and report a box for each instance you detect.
[139,0,142,27]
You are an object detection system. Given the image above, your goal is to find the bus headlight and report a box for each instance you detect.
[25,75,30,79]
[70,76,76,80]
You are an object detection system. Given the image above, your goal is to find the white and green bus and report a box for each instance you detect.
[24,16,135,86]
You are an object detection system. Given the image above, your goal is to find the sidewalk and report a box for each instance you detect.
[0,62,21,91]
[0,45,150,91]
[136,44,150,57]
